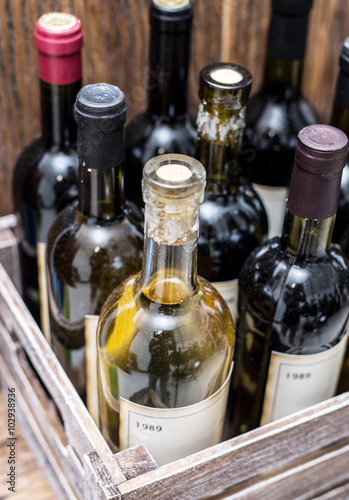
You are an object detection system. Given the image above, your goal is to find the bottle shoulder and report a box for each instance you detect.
[125,111,196,159]
[47,209,143,274]
[239,239,349,316]
[237,239,349,351]
[199,187,268,234]
[13,139,79,211]
[245,92,317,141]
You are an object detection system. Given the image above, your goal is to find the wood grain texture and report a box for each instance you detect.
[0,390,57,500]
[1,0,348,217]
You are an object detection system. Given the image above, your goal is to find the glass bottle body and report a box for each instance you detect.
[331,100,349,243]
[224,214,349,438]
[241,55,317,238]
[124,2,196,209]
[125,113,196,208]
[98,237,234,465]
[13,80,80,324]
[197,138,268,320]
[47,166,143,399]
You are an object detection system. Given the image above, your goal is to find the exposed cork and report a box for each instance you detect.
[210,68,243,85]
[156,164,192,181]
[38,12,77,31]
[153,0,190,8]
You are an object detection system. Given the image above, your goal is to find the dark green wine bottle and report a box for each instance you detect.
[124,0,196,210]
[12,13,83,325]
[240,0,317,238]
[46,84,143,401]
[195,62,268,322]
[224,124,349,439]
[331,37,349,243]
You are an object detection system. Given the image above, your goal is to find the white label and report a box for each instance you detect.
[212,279,238,325]
[37,241,51,344]
[85,315,100,425]
[252,183,288,239]
[120,364,233,466]
[260,332,349,426]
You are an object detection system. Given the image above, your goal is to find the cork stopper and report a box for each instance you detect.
[38,12,77,31]
[288,124,348,219]
[210,68,244,85]
[142,154,206,245]
[153,0,190,8]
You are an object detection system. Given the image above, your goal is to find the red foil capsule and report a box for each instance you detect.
[35,12,83,85]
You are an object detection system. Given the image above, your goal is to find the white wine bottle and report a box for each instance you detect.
[97,154,235,466]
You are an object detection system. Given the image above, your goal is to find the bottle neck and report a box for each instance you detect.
[262,8,310,99]
[195,103,244,193]
[139,236,197,303]
[262,55,304,98]
[78,163,124,221]
[40,79,81,147]
[330,71,349,136]
[282,212,334,256]
[147,26,191,119]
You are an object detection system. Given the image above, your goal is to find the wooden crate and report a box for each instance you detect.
[1,216,349,499]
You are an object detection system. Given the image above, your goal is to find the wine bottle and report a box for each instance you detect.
[12,12,83,325]
[224,124,349,439]
[195,62,268,322]
[46,84,143,401]
[97,154,234,466]
[331,37,349,243]
[124,0,196,210]
[240,0,317,238]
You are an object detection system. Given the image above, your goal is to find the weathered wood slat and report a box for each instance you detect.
[0,357,77,500]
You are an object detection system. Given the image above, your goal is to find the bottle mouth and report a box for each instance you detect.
[143,154,206,198]
[142,154,206,246]
[150,0,193,32]
[295,124,348,174]
[198,63,252,109]
[74,83,126,129]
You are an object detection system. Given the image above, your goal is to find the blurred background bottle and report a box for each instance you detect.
[224,124,349,439]
[12,12,83,326]
[46,83,143,402]
[196,62,268,323]
[240,0,317,238]
[330,37,349,243]
[97,154,234,466]
[124,0,196,210]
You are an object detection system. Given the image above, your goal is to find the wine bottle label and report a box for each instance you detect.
[119,363,233,466]
[85,315,100,425]
[252,183,288,238]
[212,279,238,325]
[37,242,51,344]
[260,331,349,426]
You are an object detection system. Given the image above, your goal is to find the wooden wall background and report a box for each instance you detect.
[0,0,348,217]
